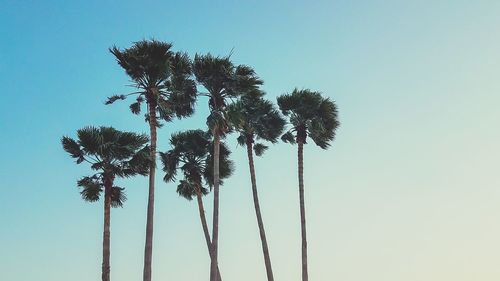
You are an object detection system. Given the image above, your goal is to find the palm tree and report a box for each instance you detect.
[193,53,262,281]
[160,130,233,281]
[61,126,150,281]
[227,90,285,281]
[107,39,197,281]
[277,89,340,281]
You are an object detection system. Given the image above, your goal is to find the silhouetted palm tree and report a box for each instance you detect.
[193,54,263,281]
[227,90,285,281]
[277,89,340,281]
[160,130,233,281]
[107,40,197,281]
[61,126,150,281]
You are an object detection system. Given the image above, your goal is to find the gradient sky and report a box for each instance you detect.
[1,0,499,280]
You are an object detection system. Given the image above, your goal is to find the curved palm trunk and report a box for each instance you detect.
[209,130,220,281]
[143,98,157,281]
[298,140,308,281]
[246,139,274,281]
[102,177,113,281]
[196,187,222,281]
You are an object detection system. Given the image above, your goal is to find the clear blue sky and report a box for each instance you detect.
[1,0,499,280]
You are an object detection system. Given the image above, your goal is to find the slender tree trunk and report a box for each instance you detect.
[298,140,308,281]
[143,97,157,281]
[102,176,113,281]
[210,130,220,281]
[196,187,222,281]
[246,139,274,281]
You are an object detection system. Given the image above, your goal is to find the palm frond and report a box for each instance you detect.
[110,186,127,208]
[77,176,102,203]
[253,143,268,156]
[61,136,85,164]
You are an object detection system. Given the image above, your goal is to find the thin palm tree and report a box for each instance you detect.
[107,39,197,281]
[160,130,233,281]
[61,126,150,281]
[193,53,263,281]
[227,90,285,281]
[277,89,340,281]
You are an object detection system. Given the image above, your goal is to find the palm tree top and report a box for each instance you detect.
[107,40,197,124]
[160,129,234,200]
[62,126,151,206]
[277,89,340,149]
[227,90,285,156]
[109,39,173,89]
[193,53,263,108]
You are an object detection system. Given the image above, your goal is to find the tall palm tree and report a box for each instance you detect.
[107,40,197,281]
[277,89,340,281]
[160,130,233,281]
[61,126,150,281]
[193,54,263,281]
[227,90,285,281]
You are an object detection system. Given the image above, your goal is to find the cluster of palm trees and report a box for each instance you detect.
[62,39,340,281]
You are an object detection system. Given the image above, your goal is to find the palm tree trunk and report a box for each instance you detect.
[196,187,222,281]
[209,130,220,281]
[246,139,274,281]
[298,140,308,281]
[102,177,113,281]
[143,98,157,281]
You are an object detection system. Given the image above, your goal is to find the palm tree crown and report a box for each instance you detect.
[160,130,233,196]
[107,39,197,123]
[228,90,285,155]
[193,53,263,134]
[277,89,340,148]
[61,126,150,203]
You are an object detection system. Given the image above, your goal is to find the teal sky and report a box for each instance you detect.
[1,0,500,280]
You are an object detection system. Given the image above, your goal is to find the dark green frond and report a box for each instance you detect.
[77,176,102,203]
[236,134,247,146]
[160,150,179,182]
[253,143,268,156]
[130,102,141,114]
[124,145,151,176]
[157,98,174,122]
[226,65,263,96]
[281,131,296,144]
[77,126,102,155]
[105,95,126,105]
[110,186,127,208]
[176,180,197,201]
[61,136,85,164]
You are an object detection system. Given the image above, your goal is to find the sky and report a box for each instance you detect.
[1,0,499,280]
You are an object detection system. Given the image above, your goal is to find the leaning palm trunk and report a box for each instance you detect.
[102,177,112,281]
[196,187,222,281]
[297,140,308,281]
[246,139,274,281]
[210,130,221,281]
[143,97,157,281]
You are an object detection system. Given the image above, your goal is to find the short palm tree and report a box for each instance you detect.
[227,90,285,281]
[61,126,150,281]
[193,53,262,281]
[160,130,233,281]
[277,89,340,281]
[107,39,197,281]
